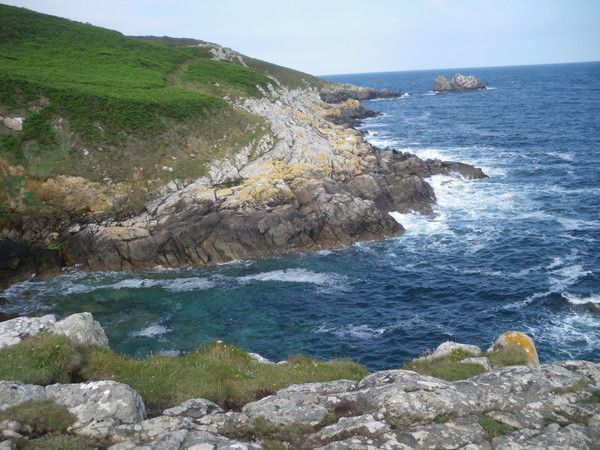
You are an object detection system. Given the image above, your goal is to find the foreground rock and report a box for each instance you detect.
[0,313,108,349]
[0,316,598,449]
[433,74,485,92]
[1,362,598,449]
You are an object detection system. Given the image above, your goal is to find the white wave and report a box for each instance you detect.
[413,148,447,160]
[557,217,599,231]
[562,293,600,306]
[424,91,437,96]
[389,211,450,235]
[365,136,402,148]
[545,257,563,270]
[315,324,386,339]
[549,264,591,291]
[130,323,170,338]
[526,312,599,359]
[546,151,574,162]
[238,268,342,287]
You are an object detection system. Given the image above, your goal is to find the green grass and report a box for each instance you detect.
[0,400,75,435]
[403,346,530,381]
[0,334,368,415]
[478,414,517,439]
[0,334,81,385]
[0,5,313,216]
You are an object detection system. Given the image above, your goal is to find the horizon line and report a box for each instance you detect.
[319,59,600,78]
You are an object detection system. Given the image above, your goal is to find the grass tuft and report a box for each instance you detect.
[478,414,517,439]
[0,336,367,415]
[0,400,75,435]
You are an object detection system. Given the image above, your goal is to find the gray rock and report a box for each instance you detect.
[45,380,146,434]
[421,341,482,360]
[433,74,485,92]
[247,353,273,365]
[0,381,46,411]
[163,398,222,419]
[0,315,56,349]
[461,357,491,371]
[0,313,108,349]
[0,440,15,450]
[394,416,487,449]
[51,312,109,347]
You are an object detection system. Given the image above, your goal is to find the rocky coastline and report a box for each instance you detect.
[0,81,485,288]
[0,313,598,449]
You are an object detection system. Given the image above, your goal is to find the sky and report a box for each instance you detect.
[5,0,600,75]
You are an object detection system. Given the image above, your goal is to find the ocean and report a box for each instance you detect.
[2,62,599,369]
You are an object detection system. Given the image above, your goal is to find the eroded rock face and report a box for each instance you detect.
[0,313,109,349]
[434,74,486,92]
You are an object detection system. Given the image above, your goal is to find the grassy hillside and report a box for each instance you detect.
[0,5,320,221]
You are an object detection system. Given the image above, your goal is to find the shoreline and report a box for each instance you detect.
[0,84,486,291]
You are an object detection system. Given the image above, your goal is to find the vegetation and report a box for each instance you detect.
[0,400,75,435]
[17,435,94,450]
[0,5,316,219]
[478,414,517,439]
[0,334,368,415]
[403,346,530,381]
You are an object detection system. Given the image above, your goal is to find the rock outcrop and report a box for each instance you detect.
[0,313,109,349]
[433,74,485,92]
[0,315,598,449]
[1,362,598,449]
[60,85,486,272]
[319,83,400,104]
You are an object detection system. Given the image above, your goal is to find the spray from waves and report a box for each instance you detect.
[525,312,599,360]
[315,324,386,339]
[389,211,450,235]
[130,323,171,338]
[562,293,600,306]
[238,268,347,291]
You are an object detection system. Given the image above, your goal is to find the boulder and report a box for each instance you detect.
[0,117,23,132]
[0,313,109,349]
[433,74,485,92]
[488,331,539,367]
[420,341,482,360]
[51,312,109,348]
[0,381,46,411]
[0,315,56,349]
[45,380,146,434]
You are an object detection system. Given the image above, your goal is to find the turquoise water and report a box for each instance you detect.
[2,62,599,369]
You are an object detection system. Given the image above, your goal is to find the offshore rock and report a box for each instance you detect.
[434,74,486,92]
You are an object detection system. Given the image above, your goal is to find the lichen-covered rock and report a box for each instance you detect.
[45,381,146,433]
[51,312,109,347]
[163,398,222,419]
[488,331,539,367]
[0,315,56,349]
[0,313,108,349]
[0,381,46,411]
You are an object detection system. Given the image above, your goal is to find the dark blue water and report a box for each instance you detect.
[2,62,599,369]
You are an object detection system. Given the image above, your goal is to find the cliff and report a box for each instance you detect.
[0,5,485,286]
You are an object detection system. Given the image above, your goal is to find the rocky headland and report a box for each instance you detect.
[433,75,486,92]
[1,82,485,283]
[1,313,599,449]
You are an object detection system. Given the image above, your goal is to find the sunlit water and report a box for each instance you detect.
[2,62,599,369]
